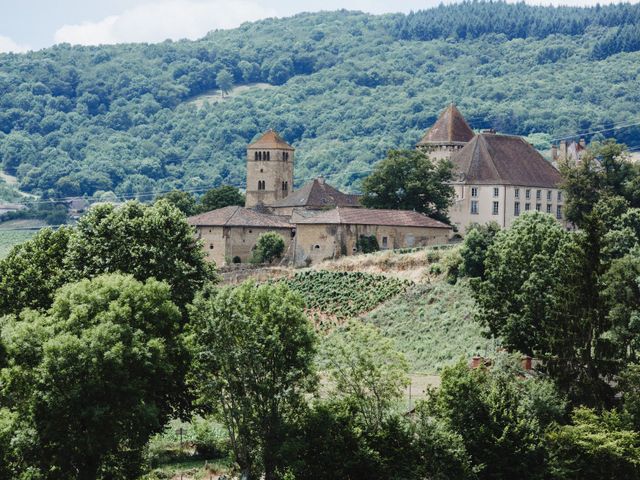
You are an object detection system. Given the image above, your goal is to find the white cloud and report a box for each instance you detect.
[53,0,276,46]
[0,35,31,53]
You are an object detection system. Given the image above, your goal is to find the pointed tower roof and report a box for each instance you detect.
[248,130,294,150]
[417,104,475,147]
[270,177,361,209]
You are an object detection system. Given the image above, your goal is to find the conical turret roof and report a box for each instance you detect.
[248,129,294,150]
[417,104,474,146]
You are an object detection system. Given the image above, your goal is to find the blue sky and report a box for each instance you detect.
[1,0,637,52]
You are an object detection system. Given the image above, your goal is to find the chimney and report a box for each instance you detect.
[551,144,558,161]
[481,128,496,134]
[317,176,325,185]
[471,355,483,369]
[579,138,586,148]
[559,140,567,160]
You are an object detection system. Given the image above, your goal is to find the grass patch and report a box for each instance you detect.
[0,229,37,258]
[365,279,494,374]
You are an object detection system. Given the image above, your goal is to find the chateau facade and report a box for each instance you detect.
[418,105,565,233]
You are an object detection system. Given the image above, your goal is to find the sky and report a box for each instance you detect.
[0,0,638,53]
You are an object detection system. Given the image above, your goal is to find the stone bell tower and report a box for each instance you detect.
[245,130,294,208]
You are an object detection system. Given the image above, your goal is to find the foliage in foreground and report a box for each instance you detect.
[186,281,317,480]
[0,274,185,480]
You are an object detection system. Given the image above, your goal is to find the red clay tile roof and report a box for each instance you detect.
[295,207,451,229]
[451,133,563,187]
[270,178,361,208]
[248,130,294,150]
[188,206,292,228]
[417,104,475,146]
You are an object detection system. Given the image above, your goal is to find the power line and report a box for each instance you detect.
[550,119,640,142]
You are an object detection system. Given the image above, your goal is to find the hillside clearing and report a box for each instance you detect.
[365,279,494,374]
[186,82,274,107]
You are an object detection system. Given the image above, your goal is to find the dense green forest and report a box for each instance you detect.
[0,2,639,200]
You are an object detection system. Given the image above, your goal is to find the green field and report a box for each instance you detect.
[0,229,36,258]
[365,279,494,374]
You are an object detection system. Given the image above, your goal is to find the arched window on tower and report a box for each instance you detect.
[258,151,262,161]
[254,151,259,161]
[266,151,270,161]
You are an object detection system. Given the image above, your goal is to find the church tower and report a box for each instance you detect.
[245,130,294,208]
[416,104,474,161]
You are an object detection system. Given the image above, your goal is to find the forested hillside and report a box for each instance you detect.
[1,2,640,200]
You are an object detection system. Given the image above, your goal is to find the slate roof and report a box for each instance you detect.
[295,207,451,229]
[417,104,475,146]
[451,133,563,187]
[270,178,361,209]
[188,206,292,228]
[248,130,294,150]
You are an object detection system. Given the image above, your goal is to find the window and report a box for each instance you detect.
[557,191,563,202]
[493,187,499,197]
[283,152,289,161]
[254,152,259,161]
[492,201,499,215]
[209,244,214,250]
[514,202,520,216]
[547,190,552,201]
[257,151,262,161]
[525,189,531,199]
[536,203,541,211]
[536,189,541,200]
[382,236,388,248]
[525,203,531,211]
[471,200,479,215]
[556,205,562,219]
[471,187,478,198]
[313,244,320,249]
[266,151,270,161]
[258,180,265,190]
[515,188,520,199]
[546,204,552,213]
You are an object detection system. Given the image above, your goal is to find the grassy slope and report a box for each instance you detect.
[365,279,493,374]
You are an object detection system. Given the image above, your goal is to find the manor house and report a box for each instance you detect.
[189,130,452,266]
[419,104,566,233]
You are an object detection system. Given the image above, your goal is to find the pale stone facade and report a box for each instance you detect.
[195,224,294,265]
[449,184,565,233]
[294,222,451,266]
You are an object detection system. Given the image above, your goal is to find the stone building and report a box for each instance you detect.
[551,138,587,167]
[188,205,294,265]
[293,207,451,266]
[190,128,452,266]
[447,132,564,233]
[245,130,294,208]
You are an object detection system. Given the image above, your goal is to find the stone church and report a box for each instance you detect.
[188,130,452,266]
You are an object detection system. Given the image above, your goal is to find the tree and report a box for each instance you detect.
[320,320,409,432]
[361,150,454,223]
[66,200,213,311]
[458,222,501,279]
[186,281,316,480]
[216,69,234,96]
[156,189,197,216]
[0,274,185,479]
[0,227,72,316]
[546,408,640,480]
[197,185,245,213]
[425,356,566,480]
[251,231,285,264]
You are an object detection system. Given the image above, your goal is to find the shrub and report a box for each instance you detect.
[251,231,285,264]
[356,234,380,253]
